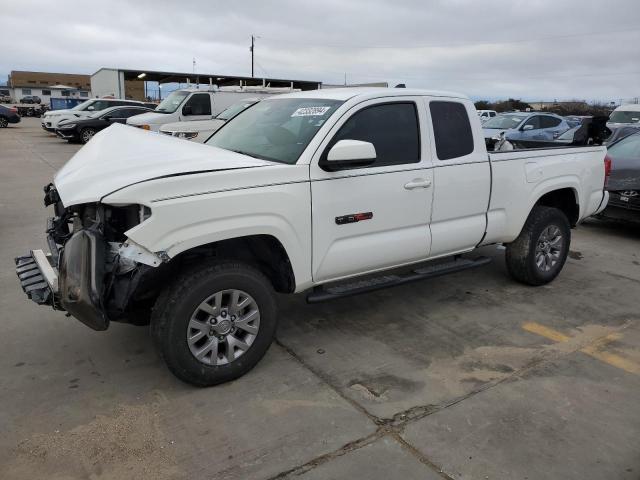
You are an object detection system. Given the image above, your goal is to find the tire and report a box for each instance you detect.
[80,128,96,144]
[151,261,278,386]
[505,206,571,286]
[0,116,8,128]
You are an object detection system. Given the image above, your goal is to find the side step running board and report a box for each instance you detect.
[306,256,491,303]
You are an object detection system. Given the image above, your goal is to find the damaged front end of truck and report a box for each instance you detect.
[15,183,167,331]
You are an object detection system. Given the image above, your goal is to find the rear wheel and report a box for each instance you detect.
[505,206,570,286]
[0,116,8,128]
[151,261,277,386]
[80,127,96,143]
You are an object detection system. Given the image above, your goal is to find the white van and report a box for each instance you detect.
[607,104,640,130]
[127,86,296,132]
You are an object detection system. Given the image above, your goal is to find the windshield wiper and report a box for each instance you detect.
[229,149,264,160]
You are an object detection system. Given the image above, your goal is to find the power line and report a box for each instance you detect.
[259,25,640,50]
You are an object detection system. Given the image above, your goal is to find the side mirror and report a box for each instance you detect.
[87,106,95,111]
[322,140,376,171]
[182,105,193,116]
[522,124,534,131]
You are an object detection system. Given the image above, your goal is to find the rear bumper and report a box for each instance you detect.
[593,191,609,216]
[599,205,640,223]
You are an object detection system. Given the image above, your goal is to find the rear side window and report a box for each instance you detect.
[120,108,147,118]
[329,102,420,167]
[540,116,562,128]
[430,101,474,160]
[185,93,212,116]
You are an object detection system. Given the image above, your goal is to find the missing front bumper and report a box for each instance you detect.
[16,229,110,331]
[15,250,58,306]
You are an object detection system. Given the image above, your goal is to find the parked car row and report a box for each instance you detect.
[483,105,640,151]
[0,105,21,128]
[40,86,291,144]
[56,105,156,143]
[599,130,640,224]
[42,98,157,133]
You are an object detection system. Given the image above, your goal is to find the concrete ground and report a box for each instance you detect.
[1,118,639,480]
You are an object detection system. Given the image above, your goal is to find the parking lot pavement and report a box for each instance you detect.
[1,118,639,479]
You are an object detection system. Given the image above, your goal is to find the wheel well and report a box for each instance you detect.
[536,188,579,226]
[173,235,296,293]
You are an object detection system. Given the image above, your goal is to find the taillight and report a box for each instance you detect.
[604,153,612,187]
[9,107,17,113]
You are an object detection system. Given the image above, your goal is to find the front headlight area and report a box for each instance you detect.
[176,131,199,140]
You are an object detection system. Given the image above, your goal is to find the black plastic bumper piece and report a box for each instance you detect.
[58,229,110,331]
[307,256,492,303]
[15,254,54,305]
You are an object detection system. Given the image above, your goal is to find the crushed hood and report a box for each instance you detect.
[54,123,275,206]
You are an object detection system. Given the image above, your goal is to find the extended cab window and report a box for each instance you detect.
[430,101,474,160]
[184,94,211,116]
[327,102,420,167]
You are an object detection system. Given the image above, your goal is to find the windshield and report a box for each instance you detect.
[216,100,258,121]
[71,99,94,111]
[206,98,344,164]
[156,91,190,113]
[609,110,640,124]
[483,114,526,129]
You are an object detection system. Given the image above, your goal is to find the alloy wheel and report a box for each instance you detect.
[535,225,563,272]
[186,289,260,366]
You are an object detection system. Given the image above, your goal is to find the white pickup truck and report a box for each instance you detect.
[16,88,609,386]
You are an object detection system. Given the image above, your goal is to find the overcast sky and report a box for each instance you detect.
[2,0,639,102]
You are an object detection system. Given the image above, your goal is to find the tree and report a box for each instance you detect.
[474,100,491,110]
[473,98,532,112]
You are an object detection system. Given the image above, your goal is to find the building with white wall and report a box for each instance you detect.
[6,71,91,104]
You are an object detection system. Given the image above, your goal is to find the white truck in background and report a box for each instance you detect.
[16,88,609,387]
[127,85,294,131]
[159,98,260,143]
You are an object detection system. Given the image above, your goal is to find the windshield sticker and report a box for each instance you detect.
[291,106,331,117]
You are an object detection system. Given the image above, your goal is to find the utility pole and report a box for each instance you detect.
[250,35,255,78]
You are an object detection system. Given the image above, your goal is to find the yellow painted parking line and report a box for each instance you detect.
[522,322,640,375]
[522,322,570,343]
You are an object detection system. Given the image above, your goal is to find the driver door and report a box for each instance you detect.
[310,98,434,283]
[180,93,212,121]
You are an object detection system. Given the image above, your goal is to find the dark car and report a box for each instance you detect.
[56,105,154,143]
[20,95,41,104]
[599,131,640,223]
[0,104,21,127]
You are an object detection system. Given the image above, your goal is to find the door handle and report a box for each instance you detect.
[404,178,432,190]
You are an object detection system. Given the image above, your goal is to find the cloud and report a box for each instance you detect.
[1,0,639,101]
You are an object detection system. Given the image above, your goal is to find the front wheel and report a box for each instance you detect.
[505,206,571,286]
[151,262,278,386]
[80,127,96,144]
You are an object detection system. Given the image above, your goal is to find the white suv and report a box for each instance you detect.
[42,98,154,132]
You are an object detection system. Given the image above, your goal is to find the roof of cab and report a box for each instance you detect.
[272,87,469,102]
[613,104,640,112]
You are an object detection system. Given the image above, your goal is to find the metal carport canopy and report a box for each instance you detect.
[120,69,321,91]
